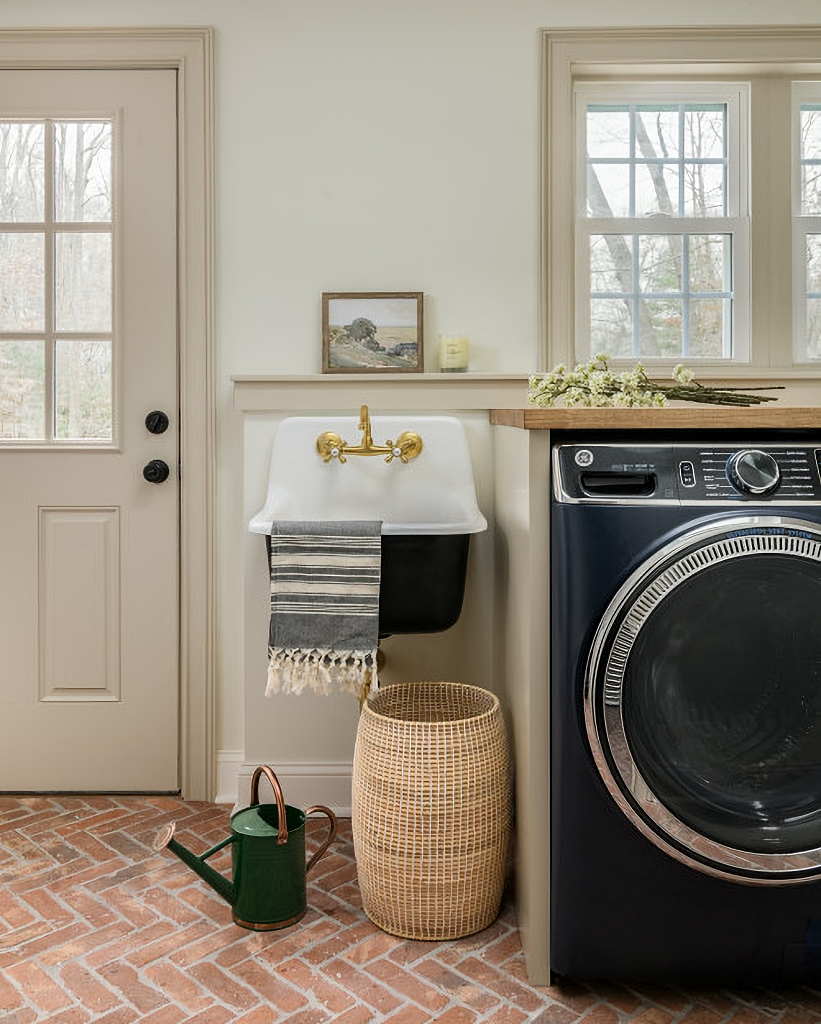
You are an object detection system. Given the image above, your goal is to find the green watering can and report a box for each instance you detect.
[154,765,338,931]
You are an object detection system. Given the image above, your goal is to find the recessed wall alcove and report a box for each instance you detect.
[230,373,527,813]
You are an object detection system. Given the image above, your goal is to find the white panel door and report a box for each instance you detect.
[0,70,178,790]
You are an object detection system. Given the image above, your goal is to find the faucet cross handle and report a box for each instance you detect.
[316,408,423,463]
[384,431,424,464]
[316,431,347,463]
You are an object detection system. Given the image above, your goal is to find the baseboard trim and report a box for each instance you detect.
[216,751,353,815]
[215,750,245,805]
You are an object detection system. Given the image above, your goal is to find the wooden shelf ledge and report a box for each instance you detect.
[490,406,821,430]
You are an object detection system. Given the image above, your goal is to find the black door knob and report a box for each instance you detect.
[143,459,170,484]
[145,410,170,435]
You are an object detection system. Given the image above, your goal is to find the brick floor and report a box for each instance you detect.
[0,795,820,1022]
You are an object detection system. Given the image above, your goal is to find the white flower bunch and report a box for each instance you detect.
[672,363,695,385]
[528,355,780,409]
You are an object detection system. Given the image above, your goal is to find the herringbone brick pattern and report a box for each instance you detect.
[1,795,820,1023]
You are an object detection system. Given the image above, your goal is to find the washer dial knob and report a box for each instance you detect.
[726,449,780,495]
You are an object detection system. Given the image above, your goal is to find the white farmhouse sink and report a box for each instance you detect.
[249,414,487,536]
[250,414,487,635]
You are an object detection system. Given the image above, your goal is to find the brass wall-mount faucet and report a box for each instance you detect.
[316,405,423,464]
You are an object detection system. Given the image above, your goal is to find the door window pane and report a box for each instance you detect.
[0,123,44,222]
[0,233,44,330]
[0,117,114,444]
[55,122,112,223]
[55,339,112,440]
[55,232,112,333]
[0,339,45,438]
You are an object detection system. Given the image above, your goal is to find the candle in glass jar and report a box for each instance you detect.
[438,335,469,372]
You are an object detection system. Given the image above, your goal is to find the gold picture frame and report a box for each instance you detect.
[322,292,424,373]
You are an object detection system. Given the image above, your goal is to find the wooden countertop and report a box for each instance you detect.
[490,406,821,430]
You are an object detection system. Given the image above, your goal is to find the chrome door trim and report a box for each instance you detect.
[585,513,821,884]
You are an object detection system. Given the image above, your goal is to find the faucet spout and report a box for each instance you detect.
[154,823,237,908]
[358,405,374,449]
[316,406,423,463]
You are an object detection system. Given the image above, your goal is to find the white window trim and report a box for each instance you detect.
[573,81,749,364]
[541,25,821,377]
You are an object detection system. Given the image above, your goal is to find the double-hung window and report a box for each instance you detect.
[543,28,821,374]
[576,83,748,363]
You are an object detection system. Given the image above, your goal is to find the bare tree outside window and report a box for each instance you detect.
[0,119,113,441]
[0,124,45,438]
[801,107,821,358]
[585,103,731,360]
[0,122,44,221]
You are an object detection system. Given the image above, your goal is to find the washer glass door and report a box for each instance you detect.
[587,516,821,882]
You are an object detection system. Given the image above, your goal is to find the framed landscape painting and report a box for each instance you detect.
[322,292,424,373]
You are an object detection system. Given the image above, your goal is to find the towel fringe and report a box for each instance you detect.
[264,521,381,706]
[266,646,377,706]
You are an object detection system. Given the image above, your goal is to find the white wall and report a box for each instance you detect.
[4,0,820,770]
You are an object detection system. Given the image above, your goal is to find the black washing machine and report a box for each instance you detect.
[551,433,821,985]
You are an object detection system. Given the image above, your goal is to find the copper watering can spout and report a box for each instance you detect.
[154,821,239,906]
[154,765,337,931]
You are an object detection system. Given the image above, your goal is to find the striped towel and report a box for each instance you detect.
[265,520,382,704]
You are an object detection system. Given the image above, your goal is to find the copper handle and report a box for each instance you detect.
[304,805,338,875]
[250,764,289,846]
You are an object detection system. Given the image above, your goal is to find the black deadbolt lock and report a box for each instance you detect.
[145,410,170,435]
[143,459,170,484]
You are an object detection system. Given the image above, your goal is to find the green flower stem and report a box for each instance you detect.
[653,386,780,405]
[528,357,784,408]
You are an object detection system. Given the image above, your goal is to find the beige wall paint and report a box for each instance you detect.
[4,0,820,758]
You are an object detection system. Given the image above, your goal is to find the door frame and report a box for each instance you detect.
[0,28,216,800]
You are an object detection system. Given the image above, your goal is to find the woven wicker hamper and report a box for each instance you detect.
[352,681,511,940]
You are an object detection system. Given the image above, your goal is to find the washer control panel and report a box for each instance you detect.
[554,443,821,504]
